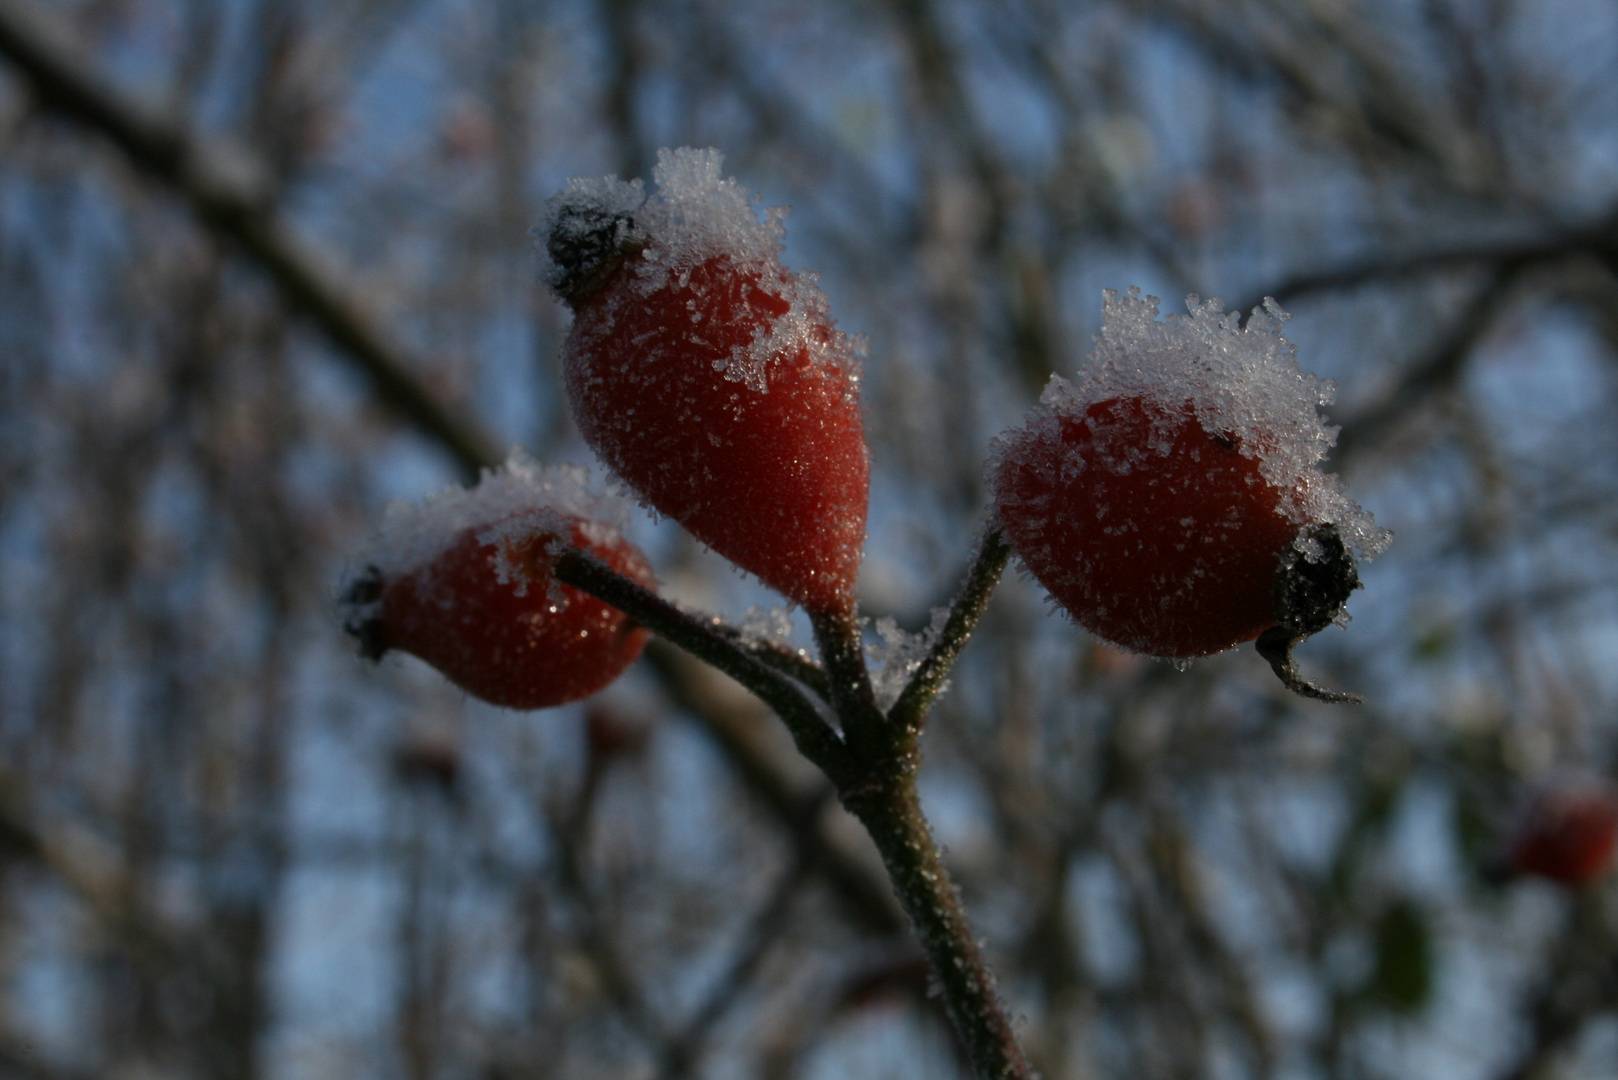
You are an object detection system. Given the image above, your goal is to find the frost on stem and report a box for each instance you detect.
[990,288,1389,691]
[866,609,951,712]
[539,148,870,616]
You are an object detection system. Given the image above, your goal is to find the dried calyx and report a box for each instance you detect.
[1256,524,1362,702]
[543,201,646,306]
[340,565,388,661]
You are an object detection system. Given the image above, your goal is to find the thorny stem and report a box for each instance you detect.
[560,549,1032,1080]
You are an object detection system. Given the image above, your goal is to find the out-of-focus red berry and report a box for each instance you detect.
[344,513,653,711]
[1503,783,1618,887]
[541,149,869,617]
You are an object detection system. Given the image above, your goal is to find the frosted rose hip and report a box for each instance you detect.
[341,455,654,710]
[991,288,1388,666]
[995,396,1298,657]
[540,149,869,616]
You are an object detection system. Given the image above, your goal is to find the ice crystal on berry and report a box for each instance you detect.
[1057,287,1390,561]
[358,449,631,587]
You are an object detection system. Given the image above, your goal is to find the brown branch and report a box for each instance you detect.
[1330,263,1524,466]
[1235,210,1618,314]
[1494,891,1618,1080]
[0,0,504,477]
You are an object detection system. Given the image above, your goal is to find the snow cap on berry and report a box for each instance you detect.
[340,450,634,654]
[353,448,632,588]
[1019,287,1390,562]
[541,148,859,393]
[538,148,785,305]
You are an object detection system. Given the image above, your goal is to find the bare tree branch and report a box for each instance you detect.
[0,0,504,477]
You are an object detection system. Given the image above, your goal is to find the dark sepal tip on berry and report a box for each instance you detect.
[544,203,646,307]
[341,565,388,662]
[1255,525,1364,703]
[1274,524,1360,638]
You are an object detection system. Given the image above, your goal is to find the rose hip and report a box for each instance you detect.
[542,149,869,616]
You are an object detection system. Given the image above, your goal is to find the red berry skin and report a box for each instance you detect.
[993,395,1300,659]
[359,517,654,710]
[1506,788,1618,887]
[563,254,868,616]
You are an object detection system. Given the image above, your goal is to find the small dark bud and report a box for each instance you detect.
[542,201,646,305]
[1273,524,1360,637]
[340,565,388,662]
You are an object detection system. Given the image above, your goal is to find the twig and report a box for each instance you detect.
[707,623,833,703]
[0,0,504,477]
[1332,263,1523,465]
[808,604,1033,1080]
[809,607,889,762]
[1233,208,1618,314]
[658,824,820,1079]
[840,775,1032,1080]
[889,521,1012,734]
[553,548,854,786]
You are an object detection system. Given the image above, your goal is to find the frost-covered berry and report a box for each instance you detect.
[1501,780,1618,887]
[991,288,1389,673]
[341,453,653,710]
[539,148,869,617]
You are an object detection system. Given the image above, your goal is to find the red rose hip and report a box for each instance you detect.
[991,289,1389,685]
[995,394,1300,657]
[1502,780,1618,887]
[540,148,869,616]
[342,455,653,710]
